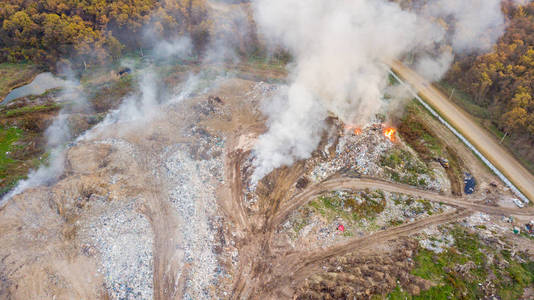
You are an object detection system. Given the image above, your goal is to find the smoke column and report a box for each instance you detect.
[250,0,511,182]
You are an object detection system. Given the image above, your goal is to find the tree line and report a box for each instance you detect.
[0,0,210,68]
[444,2,534,165]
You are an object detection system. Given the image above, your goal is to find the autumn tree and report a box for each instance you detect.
[0,0,211,67]
[444,1,534,167]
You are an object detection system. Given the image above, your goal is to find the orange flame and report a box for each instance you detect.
[383,127,396,142]
[344,124,362,135]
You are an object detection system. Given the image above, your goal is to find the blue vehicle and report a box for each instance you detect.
[464,173,476,194]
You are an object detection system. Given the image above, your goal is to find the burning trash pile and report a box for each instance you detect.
[309,121,396,182]
[306,119,443,192]
[383,127,396,142]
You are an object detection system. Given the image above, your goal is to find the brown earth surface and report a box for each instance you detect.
[1,77,533,299]
[391,60,534,203]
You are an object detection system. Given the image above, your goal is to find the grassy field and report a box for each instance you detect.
[307,191,386,224]
[384,226,534,300]
[0,126,28,196]
[0,62,41,101]
[4,103,61,117]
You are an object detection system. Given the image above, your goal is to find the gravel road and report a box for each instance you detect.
[391,61,534,203]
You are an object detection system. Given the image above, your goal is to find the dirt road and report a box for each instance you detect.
[273,176,534,227]
[391,61,534,203]
[273,209,473,290]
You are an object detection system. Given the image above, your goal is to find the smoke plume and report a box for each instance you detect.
[423,0,505,53]
[2,71,88,202]
[251,0,512,182]
[1,34,199,203]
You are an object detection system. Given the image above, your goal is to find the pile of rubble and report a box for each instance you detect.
[418,231,455,254]
[78,196,154,300]
[310,124,391,182]
[282,191,452,249]
[163,127,227,298]
[306,122,443,192]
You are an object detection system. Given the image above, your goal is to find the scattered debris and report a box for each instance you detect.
[525,221,534,236]
[436,157,449,169]
[78,197,154,300]
[512,197,525,208]
[117,67,131,76]
[419,232,454,253]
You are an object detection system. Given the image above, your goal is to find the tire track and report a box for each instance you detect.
[273,176,534,227]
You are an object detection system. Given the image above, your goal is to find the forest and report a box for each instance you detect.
[1,0,533,168]
[0,0,210,67]
[444,1,534,169]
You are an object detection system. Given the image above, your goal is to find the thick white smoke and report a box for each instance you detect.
[424,0,505,53]
[251,0,512,182]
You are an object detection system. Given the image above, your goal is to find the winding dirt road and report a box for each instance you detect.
[227,153,534,298]
[272,176,534,227]
[391,61,534,203]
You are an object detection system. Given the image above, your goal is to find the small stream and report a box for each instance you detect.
[2,72,67,104]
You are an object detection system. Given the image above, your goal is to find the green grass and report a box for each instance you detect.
[246,55,287,72]
[0,126,23,166]
[0,62,41,100]
[4,103,60,117]
[436,81,491,119]
[487,122,534,175]
[399,103,444,159]
[0,126,26,195]
[308,191,386,223]
[384,225,534,299]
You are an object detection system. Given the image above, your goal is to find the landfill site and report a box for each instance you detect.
[1,65,534,300]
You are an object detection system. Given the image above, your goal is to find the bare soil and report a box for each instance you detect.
[1,76,533,299]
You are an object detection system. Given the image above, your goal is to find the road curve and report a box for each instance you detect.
[390,61,534,203]
[273,177,534,227]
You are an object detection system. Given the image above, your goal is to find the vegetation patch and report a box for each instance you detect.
[0,126,27,196]
[398,102,463,195]
[0,126,23,166]
[385,225,534,299]
[308,190,386,223]
[399,103,443,160]
[4,104,61,117]
[89,75,134,113]
[380,147,430,187]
